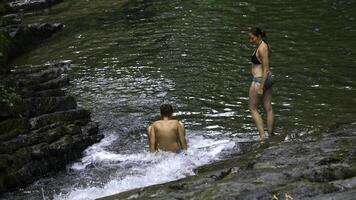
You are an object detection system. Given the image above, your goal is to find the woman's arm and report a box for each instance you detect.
[258,45,270,95]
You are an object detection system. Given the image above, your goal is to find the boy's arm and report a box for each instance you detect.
[149,124,157,153]
[178,121,188,150]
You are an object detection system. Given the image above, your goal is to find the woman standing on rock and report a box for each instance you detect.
[248,27,274,141]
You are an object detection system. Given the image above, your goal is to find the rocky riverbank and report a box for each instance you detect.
[99,123,356,200]
[0,0,104,194]
[0,61,104,193]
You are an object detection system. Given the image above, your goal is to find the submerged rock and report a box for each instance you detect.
[98,123,356,200]
[0,61,103,193]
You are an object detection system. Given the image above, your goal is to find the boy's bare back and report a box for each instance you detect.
[149,119,187,153]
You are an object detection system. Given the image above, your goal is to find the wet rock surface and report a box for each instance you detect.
[0,0,101,194]
[99,123,356,200]
[0,61,103,193]
[0,22,64,72]
[6,0,63,12]
[1,0,64,74]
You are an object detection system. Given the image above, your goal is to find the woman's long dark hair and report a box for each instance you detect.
[251,27,269,45]
[251,27,270,56]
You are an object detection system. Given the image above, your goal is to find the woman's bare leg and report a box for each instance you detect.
[263,88,274,136]
[249,82,265,140]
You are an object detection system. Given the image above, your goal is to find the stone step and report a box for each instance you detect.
[11,60,70,75]
[0,128,28,141]
[0,123,82,154]
[21,88,65,98]
[27,75,70,91]
[23,95,77,117]
[29,109,90,130]
[25,67,66,83]
[0,118,30,134]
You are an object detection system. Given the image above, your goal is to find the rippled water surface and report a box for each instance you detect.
[3,0,356,199]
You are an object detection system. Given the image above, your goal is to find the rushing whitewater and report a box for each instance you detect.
[53,131,238,200]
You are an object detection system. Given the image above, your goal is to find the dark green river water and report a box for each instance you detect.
[4,0,356,199]
[14,0,356,138]
[13,0,356,137]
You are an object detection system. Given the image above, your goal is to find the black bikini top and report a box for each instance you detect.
[251,50,261,65]
[251,41,263,65]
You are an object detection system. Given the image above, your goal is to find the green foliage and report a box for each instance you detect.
[0,84,20,107]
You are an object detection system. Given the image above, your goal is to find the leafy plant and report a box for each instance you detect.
[0,84,20,107]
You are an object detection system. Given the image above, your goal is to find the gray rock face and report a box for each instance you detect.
[98,123,356,200]
[0,61,103,193]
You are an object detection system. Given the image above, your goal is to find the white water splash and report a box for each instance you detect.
[54,132,238,200]
[70,133,118,170]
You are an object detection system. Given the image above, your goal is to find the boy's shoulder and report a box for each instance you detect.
[153,119,180,125]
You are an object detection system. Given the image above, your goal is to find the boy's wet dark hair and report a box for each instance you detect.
[160,104,174,117]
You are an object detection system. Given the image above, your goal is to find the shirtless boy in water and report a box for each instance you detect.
[147,104,188,153]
